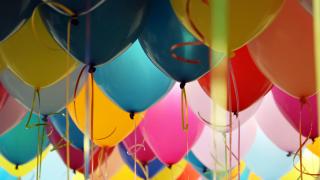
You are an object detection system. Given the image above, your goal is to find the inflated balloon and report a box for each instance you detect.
[192,118,257,171]
[118,143,164,179]
[39,0,148,66]
[46,121,112,173]
[0,10,78,88]
[177,164,200,180]
[152,160,188,180]
[139,0,222,83]
[272,87,318,139]
[50,109,84,150]
[187,152,213,180]
[0,83,8,110]
[248,0,315,98]
[139,84,204,165]
[95,41,174,113]
[256,92,308,153]
[198,46,272,112]
[187,81,262,132]
[123,125,156,165]
[245,127,294,179]
[67,79,144,147]
[171,0,283,51]
[0,112,49,166]
[0,167,16,180]
[0,96,27,136]
[0,66,87,115]
[0,0,40,42]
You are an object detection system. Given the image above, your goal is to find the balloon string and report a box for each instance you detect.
[292,100,320,177]
[97,147,105,180]
[90,70,95,178]
[134,117,137,180]
[25,89,48,128]
[73,65,88,123]
[181,84,189,131]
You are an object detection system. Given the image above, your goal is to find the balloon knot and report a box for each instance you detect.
[286,152,292,157]
[15,164,19,170]
[180,82,186,89]
[88,65,96,74]
[168,164,172,169]
[73,169,76,174]
[312,137,316,143]
[300,97,307,105]
[71,16,79,26]
[42,115,49,122]
[202,167,208,173]
[129,112,135,120]
[233,111,239,118]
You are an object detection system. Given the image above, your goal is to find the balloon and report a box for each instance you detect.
[187,81,262,132]
[139,84,204,165]
[177,164,200,180]
[95,41,174,113]
[0,10,78,88]
[139,0,222,83]
[170,0,283,51]
[256,92,309,153]
[46,121,113,173]
[0,112,49,166]
[0,167,16,180]
[0,96,27,136]
[186,152,213,180]
[39,0,148,66]
[118,143,164,179]
[0,66,87,115]
[272,87,318,139]
[152,160,188,180]
[123,125,156,165]
[0,0,39,42]
[192,118,257,171]
[50,109,84,150]
[245,127,294,179]
[67,79,144,147]
[109,165,143,180]
[198,46,272,112]
[248,0,315,98]
[0,83,8,110]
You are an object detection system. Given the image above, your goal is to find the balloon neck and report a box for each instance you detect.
[299,96,307,105]
[15,164,19,170]
[233,111,239,118]
[73,169,76,174]
[42,115,49,122]
[129,112,135,120]
[88,65,96,74]
[180,82,186,89]
[202,167,208,173]
[71,16,79,26]
[167,164,172,169]
[286,152,292,157]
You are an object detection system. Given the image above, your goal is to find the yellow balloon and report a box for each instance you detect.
[0,146,50,177]
[110,165,142,180]
[152,160,187,180]
[0,9,78,88]
[170,0,283,52]
[67,79,144,147]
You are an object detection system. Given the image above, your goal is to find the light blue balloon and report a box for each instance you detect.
[0,167,16,180]
[95,41,174,113]
[245,128,294,179]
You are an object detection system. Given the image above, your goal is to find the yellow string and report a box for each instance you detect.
[181,87,189,131]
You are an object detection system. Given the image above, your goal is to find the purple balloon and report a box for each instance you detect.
[123,126,156,166]
[272,86,318,139]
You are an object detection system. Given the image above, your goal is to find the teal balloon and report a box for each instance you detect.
[0,112,49,166]
[39,0,149,66]
[186,152,213,180]
[0,0,40,42]
[49,109,84,150]
[94,41,174,113]
[139,0,224,83]
[245,128,294,179]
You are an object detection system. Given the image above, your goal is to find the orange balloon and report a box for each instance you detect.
[248,0,316,98]
[177,164,200,180]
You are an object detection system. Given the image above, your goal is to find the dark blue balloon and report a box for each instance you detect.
[49,109,84,150]
[118,143,164,179]
[0,0,40,42]
[94,41,174,113]
[39,0,149,66]
[186,152,213,180]
[139,0,222,83]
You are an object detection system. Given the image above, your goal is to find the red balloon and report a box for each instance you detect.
[198,46,272,112]
[0,83,9,110]
[45,121,113,173]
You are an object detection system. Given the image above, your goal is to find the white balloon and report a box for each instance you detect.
[191,118,257,171]
[0,66,87,115]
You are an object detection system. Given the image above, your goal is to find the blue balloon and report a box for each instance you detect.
[95,41,174,113]
[139,0,223,83]
[118,143,164,179]
[39,0,149,66]
[245,128,294,179]
[0,112,49,166]
[0,0,40,41]
[186,152,213,180]
[0,167,16,180]
[49,109,84,150]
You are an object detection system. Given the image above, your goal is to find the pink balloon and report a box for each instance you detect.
[272,86,318,139]
[192,118,257,171]
[123,125,156,166]
[186,81,262,132]
[139,83,204,166]
[0,96,27,135]
[256,91,308,153]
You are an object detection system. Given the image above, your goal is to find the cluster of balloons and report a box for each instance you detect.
[0,0,319,179]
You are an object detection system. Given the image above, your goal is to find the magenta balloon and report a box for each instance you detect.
[123,126,156,165]
[139,83,204,166]
[0,96,26,135]
[272,87,318,139]
[186,81,262,132]
[256,92,308,153]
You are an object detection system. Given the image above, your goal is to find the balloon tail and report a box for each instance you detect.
[89,66,96,178]
[134,115,137,180]
[180,83,189,131]
[73,65,88,123]
[25,89,47,128]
